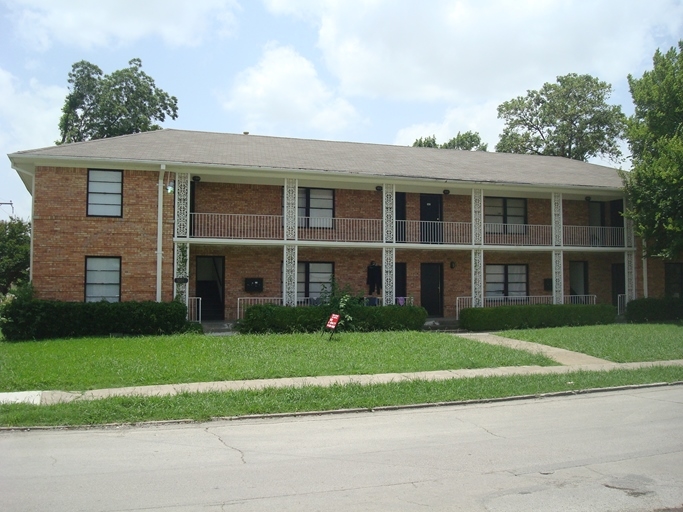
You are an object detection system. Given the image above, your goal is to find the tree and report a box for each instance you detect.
[0,217,30,295]
[622,41,683,259]
[495,73,626,162]
[58,58,179,144]
[412,131,488,151]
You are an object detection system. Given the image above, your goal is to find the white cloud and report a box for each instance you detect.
[222,43,361,135]
[266,0,683,102]
[0,68,66,219]
[2,0,240,50]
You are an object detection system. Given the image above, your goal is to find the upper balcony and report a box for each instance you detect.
[188,213,627,248]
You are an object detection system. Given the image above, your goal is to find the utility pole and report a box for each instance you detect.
[0,201,14,215]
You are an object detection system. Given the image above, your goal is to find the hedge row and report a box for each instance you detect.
[0,298,189,341]
[625,298,683,323]
[236,304,428,334]
[459,304,616,331]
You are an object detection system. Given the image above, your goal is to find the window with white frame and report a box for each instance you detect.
[665,263,683,299]
[485,264,528,297]
[484,197,526,233]
[297,262,333,302]
[85,257,121,302]
[298,188,334,228]
[88,169,122,217]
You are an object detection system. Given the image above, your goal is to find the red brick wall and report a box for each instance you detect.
[194,183,282,215]
[335,189,382,218]
[563,252,624,304]
[32,166,174,302]
[564,200,589,226]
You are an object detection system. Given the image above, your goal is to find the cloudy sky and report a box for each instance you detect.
[1,0,682,219]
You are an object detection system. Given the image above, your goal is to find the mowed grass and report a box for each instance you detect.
[0,331,556,392]
[1,366,681,427]
[499,323,683,363]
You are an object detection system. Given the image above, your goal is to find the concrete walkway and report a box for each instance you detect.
[2,333,682,406]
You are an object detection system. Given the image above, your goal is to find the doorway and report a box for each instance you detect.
[420,194,443,243]
[569,261,589,303]
[196,256,225,321]
[421,263,443,317]
[611,263,625,307]
[395,262,407,303]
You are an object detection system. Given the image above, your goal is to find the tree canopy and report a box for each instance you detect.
[413,131,488,151]
[495,73,626,162]
[0,217,30,296]
[623,41,683,259]
[58,58,179,144]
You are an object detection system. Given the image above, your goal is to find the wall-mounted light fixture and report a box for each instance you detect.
[166,180,175,194]
[450,261,456,269]
[375,186,383,192]
[443,189,450,195]
[585,196,592,202]
[192,175,201,183]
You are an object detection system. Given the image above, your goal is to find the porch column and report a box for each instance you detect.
[551,192,564,304]
[173,172,190,304]
[383,247,395,306]
[383,184,395,243]
[284,178,298,241]
[471,189,484,308]
[283,245,298,307]
[624,201,637,302]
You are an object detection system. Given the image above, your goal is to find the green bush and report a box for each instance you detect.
[625,298,683,323]
[459,304,616,332]
[0,290,188,341]
[236,303,428,334]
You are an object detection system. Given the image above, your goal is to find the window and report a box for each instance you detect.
[485,264,528,297]
[88,169,122,217]
[298,188,334,228]
[297,262,333,302]
[85,257,121,302]
[665,263,683,299]
[484,197,526,234]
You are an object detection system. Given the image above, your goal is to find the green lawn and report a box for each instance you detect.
[499,323,683,363]
[0,331,556,392]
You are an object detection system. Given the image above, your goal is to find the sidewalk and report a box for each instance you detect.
[2,333,683,406]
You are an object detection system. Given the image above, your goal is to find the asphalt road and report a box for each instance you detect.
[1,385,682,511]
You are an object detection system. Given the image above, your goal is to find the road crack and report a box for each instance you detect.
[205,428,246,464]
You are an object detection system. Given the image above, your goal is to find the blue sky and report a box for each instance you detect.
[1,0,682,220]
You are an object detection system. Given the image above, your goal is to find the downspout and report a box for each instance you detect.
[642,247,648,298]
[156,165,165,302]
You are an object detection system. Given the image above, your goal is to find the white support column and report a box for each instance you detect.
[383,247,395,306]
[471,189,484,308]
[383,184,395,243]
[472,249,484,308]
[551,192,563,247]
[626,251,637,302]
[284,178,298,241]
[283,245,298,307]
[173,172,190,304]
[552,250,564,304]
[471,189,483,246]
[642,248,648,298]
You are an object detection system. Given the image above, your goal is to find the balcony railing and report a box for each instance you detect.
[455,294,597,319]
[188,296,202,323]
[189,213,626,248]
[484,223,552,246]
[236,296,414,318]
[395,220,471,244]
[563,226,625,247]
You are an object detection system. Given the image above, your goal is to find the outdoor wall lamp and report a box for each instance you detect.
[443,189,450,195]
[375,186,383,191]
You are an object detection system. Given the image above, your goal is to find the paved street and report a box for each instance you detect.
[1,385,682,511]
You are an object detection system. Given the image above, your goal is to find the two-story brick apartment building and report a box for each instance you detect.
[8,129,682,323]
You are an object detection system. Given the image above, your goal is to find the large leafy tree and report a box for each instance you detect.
[58,58,179,144]
[495,73,626,162]
[0,217,30,295]
[413,131,488,151]
[623,41,683,259]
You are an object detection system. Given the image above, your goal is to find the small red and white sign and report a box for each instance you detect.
[326,314,340,330]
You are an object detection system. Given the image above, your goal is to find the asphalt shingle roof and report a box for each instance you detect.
[9,129,624,190]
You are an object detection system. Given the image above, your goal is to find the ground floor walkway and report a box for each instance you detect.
[2,333,682,406]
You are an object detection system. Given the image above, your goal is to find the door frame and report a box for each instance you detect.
[420,262,443,317]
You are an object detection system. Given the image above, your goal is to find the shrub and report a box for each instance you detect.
[625,298,683,323]
[459,304,616,332]
[0,293,188,341]
[236,303,428,334]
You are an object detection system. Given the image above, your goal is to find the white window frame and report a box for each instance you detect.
[88,169,123,217]
[85,256,121,302]
[297,261,334,302]
[485,264,528,297]
[298,188,334,228]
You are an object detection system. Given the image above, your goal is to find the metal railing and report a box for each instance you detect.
[484,223,552,246]
[455,294,597,319]
[188,297,202,323]
[298,217,382,242]
[192,213,283,239]
[617,293,626,315]
[237,297,283,319]
[563,226,625,247]
[395,220,471,244]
